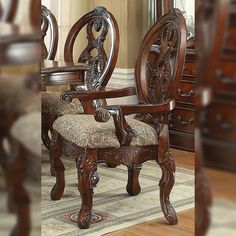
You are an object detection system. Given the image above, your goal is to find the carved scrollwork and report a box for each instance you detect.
[147,15,178,105]
[143,21,178,123]
[78,9,109,91]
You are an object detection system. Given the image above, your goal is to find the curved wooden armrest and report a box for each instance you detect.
[61,86,137,103]
[116,99,175,115]
[93,99,175,147]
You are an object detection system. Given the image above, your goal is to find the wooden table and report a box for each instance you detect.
[41,60,91,88]
[0,23,40,65]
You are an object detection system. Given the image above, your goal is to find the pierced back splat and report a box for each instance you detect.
[64,7,119,91]
[135,9,186,123]
[41,5,58,60]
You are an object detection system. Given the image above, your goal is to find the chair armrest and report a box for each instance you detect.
[61,86,137,103]
[93,99,175,146]
[113,98,175,115]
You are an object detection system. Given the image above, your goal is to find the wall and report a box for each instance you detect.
[41,0,151,104]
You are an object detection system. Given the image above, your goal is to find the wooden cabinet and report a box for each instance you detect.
[169,49,195,151]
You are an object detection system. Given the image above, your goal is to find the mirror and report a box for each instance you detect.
[174,0,195,39]
[149,0,195,40]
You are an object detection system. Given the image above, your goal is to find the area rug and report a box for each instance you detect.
[41,147,194,236]
[208,198,236,236]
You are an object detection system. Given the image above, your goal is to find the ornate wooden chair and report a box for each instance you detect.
[41,7,119,174]
[49,9,187,229]
[41,5,58,60]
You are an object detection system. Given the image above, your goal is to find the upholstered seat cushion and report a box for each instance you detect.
[11,112,41,156]
[42,91,84,115]
[53,114,158,148]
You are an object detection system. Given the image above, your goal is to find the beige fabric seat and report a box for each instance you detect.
[42,91,84,115]
[11,112,41,157]
[53,114,158,148]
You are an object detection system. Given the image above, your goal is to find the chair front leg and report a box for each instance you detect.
[157,124,178,225]
[50,130,65,200]
[77,149,97,229]
[126,164,142,196]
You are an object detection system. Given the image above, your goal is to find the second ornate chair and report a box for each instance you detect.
[49,9,187,229]
[41,7,119,158]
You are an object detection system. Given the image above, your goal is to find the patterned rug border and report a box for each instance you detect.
[57,199,194,236]
[42,182,194,218]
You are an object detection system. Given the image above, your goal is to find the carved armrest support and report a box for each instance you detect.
[95,106,135,147]
[94,99,175,146]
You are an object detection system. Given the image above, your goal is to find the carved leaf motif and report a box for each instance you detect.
[147,22,178,104]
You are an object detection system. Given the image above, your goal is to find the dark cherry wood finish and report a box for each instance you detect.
[41,7,119,157]
[41,60,89,87]
[50,9,187,229]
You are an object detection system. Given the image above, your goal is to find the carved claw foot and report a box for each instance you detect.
[126,164,142,196]
[78,204,92,229]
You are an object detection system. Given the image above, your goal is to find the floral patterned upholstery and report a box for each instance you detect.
[53,114,158,148]
[11,112,41,157]
[42,91,84,115]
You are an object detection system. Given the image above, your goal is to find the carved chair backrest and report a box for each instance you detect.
[41,5,58,60]
[135,9,186,121]
[0,0,18,22]
[64,7,119,91]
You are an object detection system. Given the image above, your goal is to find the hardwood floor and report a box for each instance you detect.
[107,149,195,236]
[205,168,236,202]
